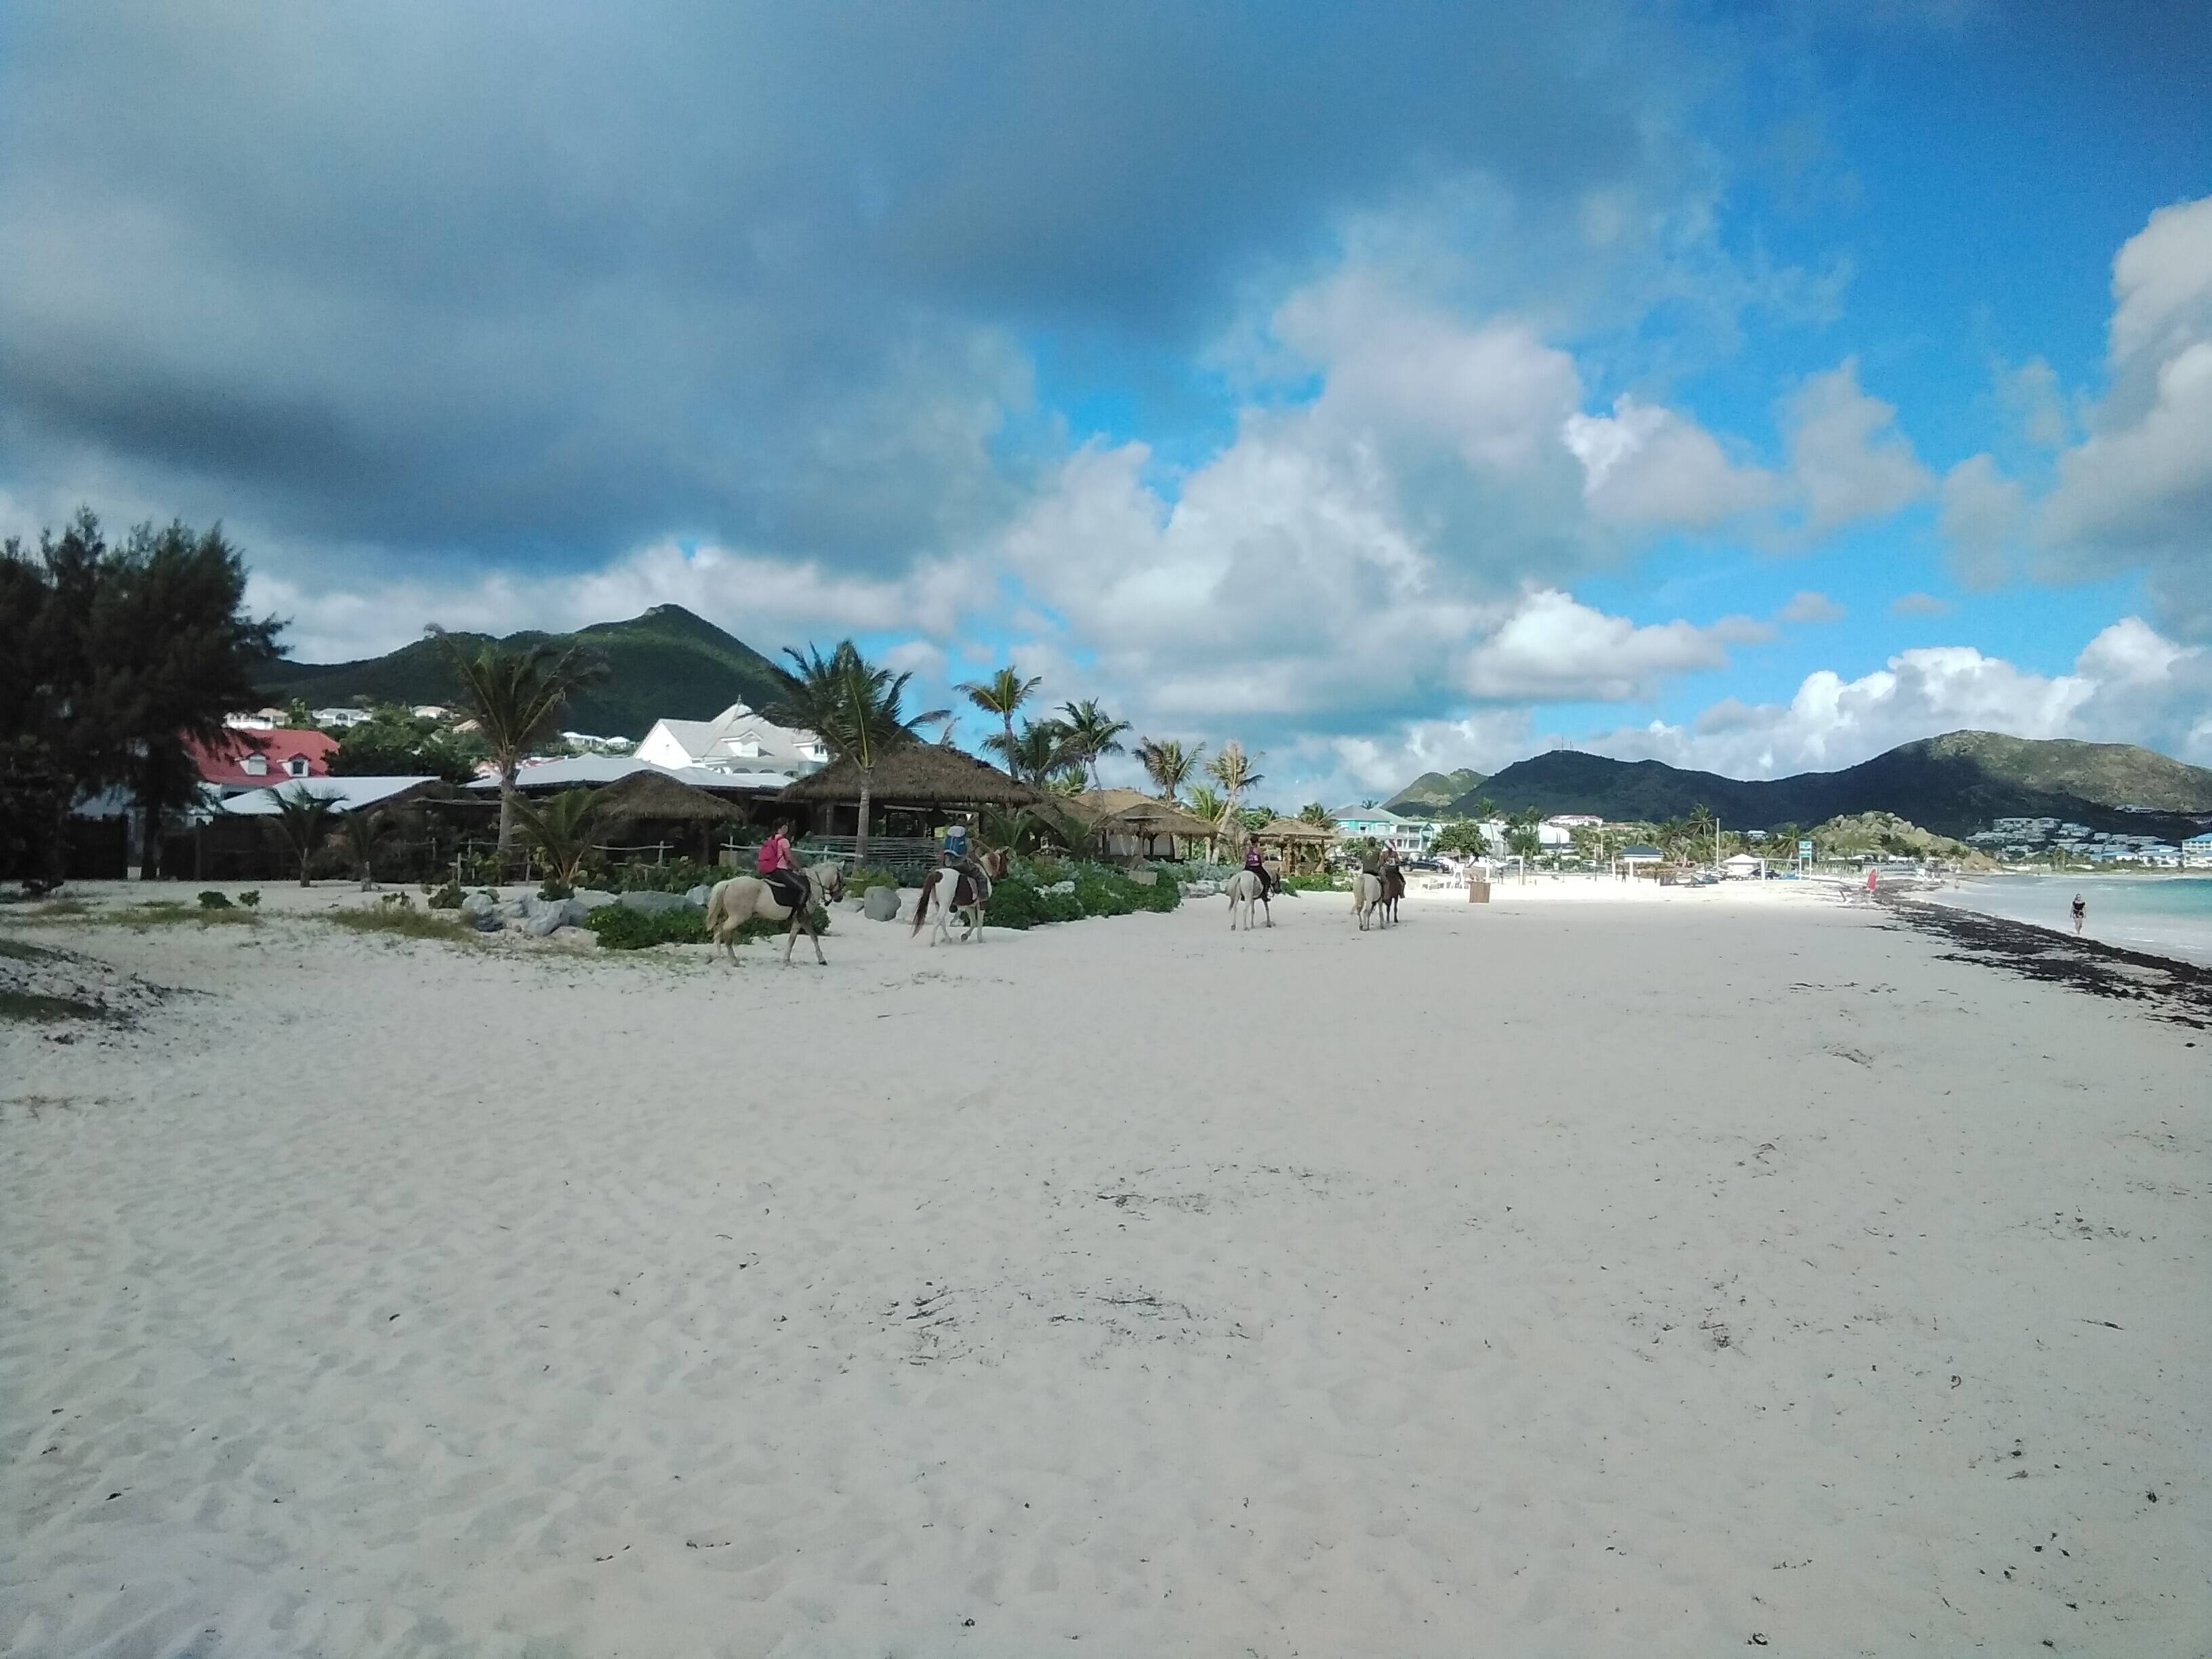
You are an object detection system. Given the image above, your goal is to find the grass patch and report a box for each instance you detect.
[99,902,260,929]
[17,899,91,922]
[0,987,108,1023]
[0,937,62,962]
[321,905,473,943]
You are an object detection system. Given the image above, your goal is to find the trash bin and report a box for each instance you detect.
[1468,876,1490,903]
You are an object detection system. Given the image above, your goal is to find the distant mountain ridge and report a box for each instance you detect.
[1385,768,1487,814]
[255,605,791,739]
[1438,731,2212,838]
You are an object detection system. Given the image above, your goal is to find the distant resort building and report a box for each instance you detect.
[312,706,374,729]
[635,701,828,780]
[1330,806,1439,857]
[2184,832,2212,868]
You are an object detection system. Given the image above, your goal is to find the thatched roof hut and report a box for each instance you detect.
[1065,789,1218,840]
[591,768,749,824]
[1252,815,1338,873]
[777,744,1050,811]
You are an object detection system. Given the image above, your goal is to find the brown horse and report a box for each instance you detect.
[911,847,1011,944]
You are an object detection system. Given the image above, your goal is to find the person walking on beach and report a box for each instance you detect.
[2071,892,2087,935]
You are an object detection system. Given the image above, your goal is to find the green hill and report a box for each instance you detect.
[1385,768,1487,815]
[1450,730,2212,839]
[255,605,792,739]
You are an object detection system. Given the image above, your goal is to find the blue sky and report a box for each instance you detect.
[1,2,2207,802]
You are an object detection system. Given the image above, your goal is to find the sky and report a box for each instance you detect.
[3,1,2209,804]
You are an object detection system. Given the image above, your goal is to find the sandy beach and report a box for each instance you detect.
[3,880,2207,1657]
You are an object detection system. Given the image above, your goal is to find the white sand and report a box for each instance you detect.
[3,880,2206,1656]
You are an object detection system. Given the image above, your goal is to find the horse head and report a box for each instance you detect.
[811,861,846,903]
[981,846,1010,880]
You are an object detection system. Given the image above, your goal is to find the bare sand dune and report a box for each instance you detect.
[3,883,2206,1656]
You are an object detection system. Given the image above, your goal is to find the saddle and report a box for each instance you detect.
[951,863,991,908]
[765,869,809,913]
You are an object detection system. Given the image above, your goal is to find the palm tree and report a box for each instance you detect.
[508,787,605,887]
[1135,736,1203,802]
[1184,782,1226,826]
[991,716,1074,786]
[1298,802,1333,827]
[428,628,610,853]
[1205,741,1263,828]
[265,784,341,886]
[1059,699,1131,790]
[1685,801,1718,867]
[340,806,386,890]
[956,667,1044,777]
[769,640,948,867]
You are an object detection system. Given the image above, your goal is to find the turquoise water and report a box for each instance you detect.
[1939,874,2212,966]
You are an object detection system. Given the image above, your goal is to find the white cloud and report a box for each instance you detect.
[2035,195,2212,636]
[1585,618,2212,777]
[1781,358,1932,531]
[1561,394,1781,527]
[1459,589,1748,701]
[1996,356,2068,447]
[1938,454,2022,590]
[1889,591,1953,617]
[1777,590,1846,623]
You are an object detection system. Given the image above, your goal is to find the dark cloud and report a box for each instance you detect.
[0,1,1688,577]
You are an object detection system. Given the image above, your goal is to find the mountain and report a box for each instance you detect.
[1446,731,2212,838]
[254,605,792,739]
[1385,768,1487,815]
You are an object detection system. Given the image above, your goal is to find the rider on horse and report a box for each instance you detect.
[942,816,991,904]
[1242,834,1274,900]
[757,819,808,912]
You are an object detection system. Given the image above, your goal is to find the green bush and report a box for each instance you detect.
[426,882,463,910]
[614,857,718,895]
[538,878,573,901]
[981,863,1180,930]
[237,890,262,909]
[197,890,234,909]
[844,864,906,893]
[1074,868,1135,917]
[1280,873,1342,893]
[584,901,832,950]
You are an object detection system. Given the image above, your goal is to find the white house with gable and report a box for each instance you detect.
[636,701,829,779]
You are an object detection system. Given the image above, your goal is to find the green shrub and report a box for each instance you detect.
[1073,868,1135,917]
[323,902,468,942]
[845,864,906,893]
[1280,873,1341,893]
[426,882,463,910]
[584,901,831,949]
[237,890,262,909]
[983,878,1044,929]
[538,878,573,901]
[614,857,718,895]
[197,890,234,909]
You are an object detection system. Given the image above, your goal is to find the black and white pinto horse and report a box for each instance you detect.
[910,847,1011,945]
[703,860,846,965]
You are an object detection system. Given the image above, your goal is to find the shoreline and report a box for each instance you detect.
[1887,891,2212,1027]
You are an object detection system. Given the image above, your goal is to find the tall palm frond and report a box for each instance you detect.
[340,806,386,890]
[508,787,605,886]
[992,717,1078,787]
[427,627,609,853]
[264,784,342,886]
[956,666,1044,777]
[1059,699,1132,790]
[1134,736,1203,803]
[768,640,949,866]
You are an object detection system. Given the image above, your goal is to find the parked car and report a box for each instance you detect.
[1404,858,1443,872]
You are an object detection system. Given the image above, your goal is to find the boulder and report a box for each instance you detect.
[525,906,569,937]
[618,889,693,915]
[460,890,499,918]
[863,884,903,922]
[686,884,712,909]
[570,888,616,912]
[470,909,504,933]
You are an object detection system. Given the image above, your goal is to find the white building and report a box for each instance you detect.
[2183,832,2212,867]
[312,706,373,729]
[635,702,829,779]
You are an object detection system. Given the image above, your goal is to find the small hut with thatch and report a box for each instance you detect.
[1063,788,1219,861]
[590,768,750,865]
[1252,815,1338,874]
[777,745,1050,869]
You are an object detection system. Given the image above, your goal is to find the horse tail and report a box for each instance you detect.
[909,872,935,935]
[703,880,729,937]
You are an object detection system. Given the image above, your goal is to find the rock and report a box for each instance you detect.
[525,906,568,937]
[1125,868,1158,886]
[560,897,594,927]
[495,900,529,923]
[460,891,498,918]
[618,890,693,915]
[470,909,504,933]
[1043,879,1076,895]
[863,884,902,922]
[1181,880,1219,899]
[570,888,615,912]
[686,884,712,908]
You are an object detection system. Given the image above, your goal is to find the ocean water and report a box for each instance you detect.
[1937,874,2212,967]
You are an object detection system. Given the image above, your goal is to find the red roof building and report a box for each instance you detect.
[188,729,340,792]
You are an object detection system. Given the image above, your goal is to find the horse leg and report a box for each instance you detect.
[808,911,827,964]
[1263,894,1273,928]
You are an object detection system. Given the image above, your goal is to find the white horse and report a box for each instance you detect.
[909,849,1008,945]
[1351,871,1387,930]
[703,860,846,965]
[1225,867,1273,930]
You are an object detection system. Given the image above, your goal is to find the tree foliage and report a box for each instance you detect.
[769,640,947,866]
[956,667,1042,778]
[427,628,608,851]
[1,510,282,886]
[1136,736,1203,802]
[507,787,605,885]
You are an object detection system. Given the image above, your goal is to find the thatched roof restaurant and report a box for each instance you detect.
[1063,788,1219,859]
[778,743,1049,808]
[1252,815,1338,872]
[590,769,750,824]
